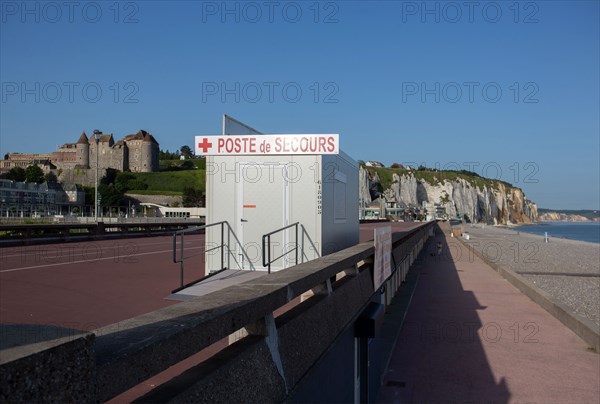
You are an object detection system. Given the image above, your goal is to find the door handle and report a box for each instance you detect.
[241,219,248,222]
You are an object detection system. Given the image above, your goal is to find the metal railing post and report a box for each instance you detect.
[172,231,177,263]
[180,231,184,288]
[301,225,305,264]
[220,222,224,270]
[267,234,271,274]
[295,223,298,265]
[262,234,267,268]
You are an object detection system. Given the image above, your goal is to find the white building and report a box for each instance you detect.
[200,116,359,273]
[140,203,206,219]
[0,180,84,217]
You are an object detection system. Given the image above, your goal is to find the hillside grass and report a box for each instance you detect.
[131,169,205,193]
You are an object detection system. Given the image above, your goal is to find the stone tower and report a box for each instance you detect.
[141,132,159,172]
[76,131,89,168]
[124,130,159,172]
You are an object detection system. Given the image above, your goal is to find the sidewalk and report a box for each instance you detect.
[377,226,600,403]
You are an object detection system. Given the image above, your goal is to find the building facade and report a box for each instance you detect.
[0,154,55,174]
[1,130,159,175]
[0,179,84,217]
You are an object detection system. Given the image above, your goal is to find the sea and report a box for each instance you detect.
[516,222,600,244]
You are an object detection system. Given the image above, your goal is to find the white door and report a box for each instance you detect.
[237,163,289,271]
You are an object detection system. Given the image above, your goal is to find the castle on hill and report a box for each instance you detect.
[1,130,160,174]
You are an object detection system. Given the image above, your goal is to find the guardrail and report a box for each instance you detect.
[261,222,322,273]
[0,216,202,225]
[262,222,299,273]
[0,219,205,246]
[172,220,255,290]
[0,222,434,403]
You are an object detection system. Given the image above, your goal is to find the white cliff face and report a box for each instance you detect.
[358,166,372,206]
[538,212,590,222]
[359,167,538,224]
[398,174,419,206]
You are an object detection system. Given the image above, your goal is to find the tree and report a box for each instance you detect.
[114,171,135,193]
[44,172,58,183]
[180,145,193,159]
[390,162,404,169]
[82,186,95,206]
[159,149,181,160]
[114,171,148,193]
[100,168,119,186]
[25,165,45,184]
[6,166,26,182]
[182,187,205,207]
[98,184,125,207]
[180,160,195,169]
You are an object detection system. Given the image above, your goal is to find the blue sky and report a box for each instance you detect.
[1,0,598,210]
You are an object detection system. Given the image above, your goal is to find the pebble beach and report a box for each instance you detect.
[460,225,600,327]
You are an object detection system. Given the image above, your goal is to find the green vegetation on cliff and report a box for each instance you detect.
[363,165,514,192]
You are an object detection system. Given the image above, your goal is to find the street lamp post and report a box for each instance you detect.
[93,129,102,221]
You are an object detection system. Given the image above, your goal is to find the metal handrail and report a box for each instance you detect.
[222,222,256,272]
[262,222,300,274]
[299,224,321,262]
[173,220,255,289]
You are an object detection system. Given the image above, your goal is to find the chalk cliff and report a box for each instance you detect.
[537,212,592,222]
[359,166,538,224]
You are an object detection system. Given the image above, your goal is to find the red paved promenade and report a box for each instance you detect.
[378,225,600,403]
[0,235,205,328]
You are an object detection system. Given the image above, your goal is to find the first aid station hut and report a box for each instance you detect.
[197,116,358,274]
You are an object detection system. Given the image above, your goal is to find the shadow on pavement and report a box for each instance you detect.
[377,224,510,403]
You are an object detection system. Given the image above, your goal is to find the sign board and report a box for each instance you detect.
[195,134,339,156]
[373,226,392,290]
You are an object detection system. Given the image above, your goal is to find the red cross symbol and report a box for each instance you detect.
[197,138,213,153]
